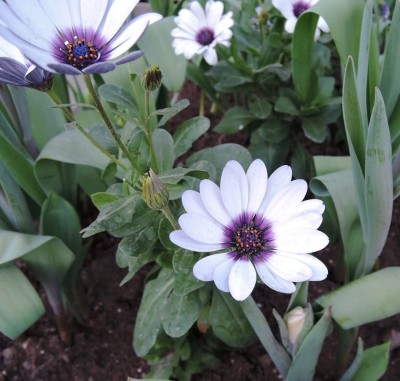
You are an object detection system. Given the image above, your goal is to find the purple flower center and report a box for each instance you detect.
[225,214,275,261]
[292,1,310,18]
[62,37,99,69]
[196,28,215,46]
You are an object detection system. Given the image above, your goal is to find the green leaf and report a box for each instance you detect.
[98,83,137,109]
[206,61,252,90]
[214,107,256,134]
[187,144,252,178]
[317,267,400,329]
[0,133,46,205]
[343,341,390,381]
[133,269,174,356]
[127,127,150,173]
[137,17,187,92]
[249,98,272,119]
[173,116,210,157]
[153,129,175,173]
[0,265,44,339]
[275,96,299,116]
[172,250,204,296]
[301,118,329,143]
[362,90,393,274]
[379,0,400,118]
[286,308,332,381]
[159,167,209,185]
[210,289,256,348]
[81,194,140,238]
[154,99,190,128]
[90,192,120,210]
[250,140,289,173]
[161,291,201,337]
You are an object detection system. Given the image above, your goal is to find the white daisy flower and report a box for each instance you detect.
[170,159,329,301]
[0,34,52,90]
[272,0,329,40]
[171,0,234,66]
[0,0,162,75]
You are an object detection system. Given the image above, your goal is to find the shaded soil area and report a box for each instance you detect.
[1,82,400,380]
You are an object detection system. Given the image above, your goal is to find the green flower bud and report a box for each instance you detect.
[141,168,169,210]
[142,65,162,92]
[256,6,268,25]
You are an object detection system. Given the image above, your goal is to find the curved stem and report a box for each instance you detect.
[83,74,133,166]
[161,205,180,230]
[144,90,159,173]
[47,88,127,170]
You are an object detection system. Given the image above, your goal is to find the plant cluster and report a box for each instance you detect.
[0,0,399,380]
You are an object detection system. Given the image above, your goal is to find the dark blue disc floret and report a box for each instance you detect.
[63,36,99,69]
[292,1,310,18]
[195,27,215,46]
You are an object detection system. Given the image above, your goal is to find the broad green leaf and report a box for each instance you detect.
[161,291,201,337]
[187,144,252,178]
[311,169,363,281]
[137,17,187,92]
[250,140,289,173]
[379,0,400,118]
[362,90,393,274]
[0,265,44,339]
[159,167,209,185]
[346,342,390,381]
[340,339,364,381]
[26,89,65,150]
[154,99,190,127]
[0,133,45,205]
[286,308,332,381]
[206,61,252,90]
[40,192,81,255]
[301,118,328,143]
[153,129,175,173]
[214,107,256,134]
[127,128,150,173]
[248,98,272,120]
[81,194,140,238]
[275,96,299,116]
[90,192,119,210]
[133,269,174,356]
[36,130,110,171]
[210,289,256,348]
[173,116,210,157]
[293,0,365,99]
[0,161,34,233]
[98,83,137,109]
[317,267,400,329]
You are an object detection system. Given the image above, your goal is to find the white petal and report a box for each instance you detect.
[272,0,296,19]
[169,230,223,252]
[317,17,330,33]
[278,252,328,281]
[220,160,248,219]
[199,180,232,226]
[255,262,296,293]
[203,46,218,65]
[246,159,268,216]
[206,0,223,27]
[229,260,257,301]
[257,165,292,216]
[285,17,298,34]
[190,1,207,24]
[193,252,232,281]
[81,0,110,41]
[214,14,234,36]
[274,229,329,254]
[265,254,313,282]
[171,27,196,40]
[263,179,307,223]
[175,8,203,35]
[37,0,73,35]
[213,256,236,292]
[182,190,211,219]
[100,0,139,41]
[273,212,323,232]
[178,213,225,244]
[0,35,25,63]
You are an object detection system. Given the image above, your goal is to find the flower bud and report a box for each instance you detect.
[284,306,307,346]
[142,65,162,92]
[141,168,169,210]
[256,6,268,24]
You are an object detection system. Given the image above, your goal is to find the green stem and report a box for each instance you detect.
[47,88,127,170]
[199,89,205,117]
[240,296,291,378]
[83,74,133,166]
[161,205,180,230]
[144,90,159,173]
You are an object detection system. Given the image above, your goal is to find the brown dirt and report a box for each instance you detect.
[1,82,399,381]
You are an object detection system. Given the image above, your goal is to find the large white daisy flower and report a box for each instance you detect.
[272,0,329,40]
[170,159,329,301]
[0,34,52,90]
[0,0,162,75]
[171,0,234,66]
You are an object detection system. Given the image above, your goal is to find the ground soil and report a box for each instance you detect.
[1,82,399,381]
